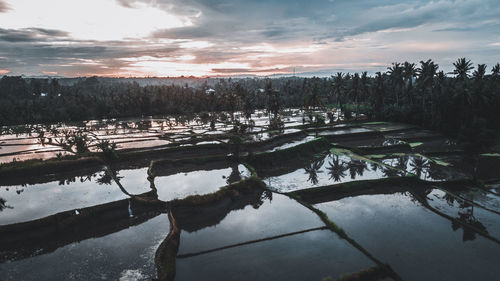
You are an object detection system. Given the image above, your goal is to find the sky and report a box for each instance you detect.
[0,0,499,77]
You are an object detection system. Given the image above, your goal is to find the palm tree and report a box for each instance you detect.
[452,59,474,124]
[373,72,385,119]
[472,64,489,116]
[332,72,348,117]
[403,62,417,105]
[492,63,500,78]
[351,73,361,119]
[473,64,487,80]
[417,59,438,124]
[452,58,474,80]
[306,82,323,109]
[360,72,369,117]
[387,63,404,107]
[433,70,448,127]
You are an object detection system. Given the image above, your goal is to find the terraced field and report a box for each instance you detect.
[1,116,499,281]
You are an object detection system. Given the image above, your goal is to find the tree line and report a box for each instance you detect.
[1,58,499,149]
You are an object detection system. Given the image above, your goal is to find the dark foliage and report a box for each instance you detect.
[1,58,499,151]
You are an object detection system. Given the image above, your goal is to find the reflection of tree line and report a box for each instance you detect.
[443,193,489,242]
[0,162,265,266]
[2,159,496,280]
[383,155,450,180]
[0,197,12,211]
[299,153,494,243]
[0,172,108,213]
[411,188,490,242]
[0,161,248,214]
[302,153,408,185]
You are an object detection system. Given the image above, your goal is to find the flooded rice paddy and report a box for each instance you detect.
[0,113,499,281]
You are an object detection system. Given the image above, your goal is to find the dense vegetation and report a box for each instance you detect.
[1,58,499,150]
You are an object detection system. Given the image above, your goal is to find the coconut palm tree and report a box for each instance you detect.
[452,58,474,80]
[417,59,438,124]
[332,72,348,117]
[306,82,323,110]
[360,72,369,117]
[492,63,500,78]
[387,63,404,107]
[452,59,474,124]
[373,72,385,119]
[351,73,361,119]
[472,64,489,117]
[403,62,417,105]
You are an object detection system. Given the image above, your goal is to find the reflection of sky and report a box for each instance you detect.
[176,193,375,281]
[176,229,374,281]
[0,213,170,281]
[0,170,150,225]
[267,136,316,152]
[316,193,500,281]
[117,168,152,194]
[318,127,373,136]
[178,193,324,254]
[155,165,250,201]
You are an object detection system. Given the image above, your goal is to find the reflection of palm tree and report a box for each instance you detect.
[252,189,273,209]
[438,191,488,242]
[0,197,13,211]
[443,193,456,206]
[369,162,379,172]
[427,162,446,181]
[452,205,488,242]
[227,163,242,184]
[396,156,409,172]
[409,156,430,179]
[304,159,324,185]
[347,159,367,179]
[382,167,400,178]
[97,170,122,185]
[327,155,348,182]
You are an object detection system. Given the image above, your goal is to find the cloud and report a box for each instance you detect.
[0,28,69,42]
[321,0,500,41]
[115,0,134,8]
[0,0,9,13]
[0,0,499,76]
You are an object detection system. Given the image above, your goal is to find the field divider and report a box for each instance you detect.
[277,189,404,281]
[177,226,328,259]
